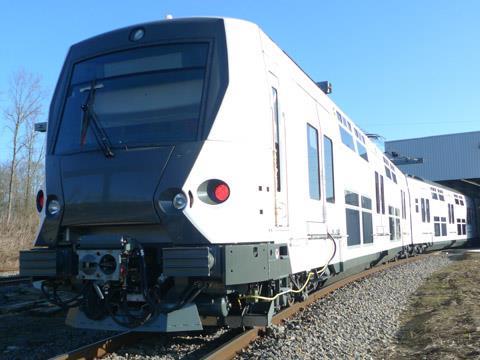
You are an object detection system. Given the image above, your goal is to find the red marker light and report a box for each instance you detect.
[213,183,230,202]
[36,190,44,212]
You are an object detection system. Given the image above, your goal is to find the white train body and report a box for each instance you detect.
[20,18,476,332]
[185,18,474,273]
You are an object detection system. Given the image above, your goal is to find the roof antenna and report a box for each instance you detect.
[165,14,173,20]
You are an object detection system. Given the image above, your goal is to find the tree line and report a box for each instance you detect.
[0,69,46,232]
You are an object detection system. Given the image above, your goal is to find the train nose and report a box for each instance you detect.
[60,146,174,225]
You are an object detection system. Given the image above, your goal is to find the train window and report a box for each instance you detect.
[395,218,401,240]
[391,172,397,184]
[339,126,355,151]
[388,206,394,215]
[421,198,426,222]
[56,43,210,154]
[362,212,373,244]
[380,175,385,214]
[439,194,445,201]
[346,121,352,132]
[345,191,359,206]
[448,204,455,224]
[457,223,462,235]
[400,191,406,219]
[455,198,460,205]
[434,223,441,237]
[432,192,438,200]
[426,199,431,222]
[375,172,380,214]
[467,208,473,224]
[415,198,419,213]
[346,208,361,246]
[336,111,343,123]
[389,217,395,240]
[356,141,368,161]
[441,217,447,236]
[460,199,464,206]
[361,196,372,210]
[307,125,321,200]
[272,87,281,192]
[323,136,335,203]
[384,166,391,179]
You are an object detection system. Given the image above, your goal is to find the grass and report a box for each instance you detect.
[386,252,480,359]
[0,213,38,271]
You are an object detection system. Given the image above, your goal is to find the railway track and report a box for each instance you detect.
[49,254,430,360]
[0,274,31,287]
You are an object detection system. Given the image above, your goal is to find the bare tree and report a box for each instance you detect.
[3,69,44,224]
[22,118,45,211]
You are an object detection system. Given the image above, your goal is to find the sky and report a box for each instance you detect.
[1,0,479,161]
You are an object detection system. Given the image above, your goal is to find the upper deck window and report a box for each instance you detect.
[356,141,368,161]
[55,43,209,154]
[339,126,355,152]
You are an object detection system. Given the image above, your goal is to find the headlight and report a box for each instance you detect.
[47,199,61,215]
[172,193,187,210]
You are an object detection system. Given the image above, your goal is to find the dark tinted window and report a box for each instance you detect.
[389,217,395,240]
[441,223,447,236]
[395,218,401,240]
[361,196,372,210]
[345,191,359,206]
[426,199,431,222]
[307,125,320,200]
[323,136,335,203]
[346,208,361,246]
[391,172,397,184]
[380,175,385,214]
[56,43,209,154]
[362,212,373,244]
[385,166,391,179]
[421,198,426,222]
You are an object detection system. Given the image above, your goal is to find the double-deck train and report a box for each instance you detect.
[20,17,477,332]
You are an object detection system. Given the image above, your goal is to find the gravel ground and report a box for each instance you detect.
[104,328,238,360]
[237,253,451,360]
[0,283,116,360]
[0,254,452,359]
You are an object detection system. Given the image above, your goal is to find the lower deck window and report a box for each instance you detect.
[362,212,373,244]
[346,208,361,246]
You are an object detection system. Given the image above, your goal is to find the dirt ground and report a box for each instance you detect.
[385,252,480,359]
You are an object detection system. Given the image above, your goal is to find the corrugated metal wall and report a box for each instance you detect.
[385,131,480,181]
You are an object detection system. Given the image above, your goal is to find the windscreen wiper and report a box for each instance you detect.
[80,81,115,158]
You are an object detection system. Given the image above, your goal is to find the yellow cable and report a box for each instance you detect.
[241,234,336,302]
[241,271,314,302]
[241,264,330,302]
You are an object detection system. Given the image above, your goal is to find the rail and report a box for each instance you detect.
[49,254,430,360]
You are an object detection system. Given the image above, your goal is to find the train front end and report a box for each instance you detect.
[19,18,237,332]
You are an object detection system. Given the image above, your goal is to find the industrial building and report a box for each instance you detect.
[385,130,480,237]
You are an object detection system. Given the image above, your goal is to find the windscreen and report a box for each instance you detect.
[55,43,209,154]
